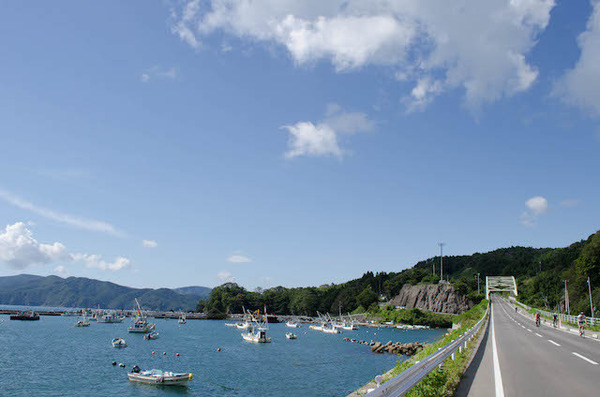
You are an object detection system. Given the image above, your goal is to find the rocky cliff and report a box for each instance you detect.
[388,282,472,314]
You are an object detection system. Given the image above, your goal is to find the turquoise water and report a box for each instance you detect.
[0,315,445,396]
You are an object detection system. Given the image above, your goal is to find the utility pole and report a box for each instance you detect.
[432,258,435,276]
[564,280,570,315]
[588,277,594,320]
[438,242,445,281]
[477,273,480,295]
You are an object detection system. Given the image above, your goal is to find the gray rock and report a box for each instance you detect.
[388,283,472,314]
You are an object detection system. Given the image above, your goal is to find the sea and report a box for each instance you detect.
[0,309,446,396]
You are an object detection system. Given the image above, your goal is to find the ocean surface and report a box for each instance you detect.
[0,314,446,396]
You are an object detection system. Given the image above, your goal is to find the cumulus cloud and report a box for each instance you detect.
[0,222,67,269]
[227,254,251,263]
[140,65,178,83]
[142,240,158,248]
[0,222,131,272]
[555,1,600,115]
[170,0,555,109]
[283,104,374,159]
[217,270,235,282]
[71,253,131,271]
[521,196,548,227]
[0,191,124,237]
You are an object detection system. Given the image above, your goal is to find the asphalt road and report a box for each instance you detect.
[457,295,600,397]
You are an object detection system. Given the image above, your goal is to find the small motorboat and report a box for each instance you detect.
[285,332,297,339]
[224,323,237,327]
[128,366,192,386]
[144,331,160,340]
[178,313,186,324]
[76,319,90,327]
[112,338,127,348]
[285,320,301,328]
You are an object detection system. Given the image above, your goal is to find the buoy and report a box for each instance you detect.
[152,351,155,355]
[217,348,221,352]
[163,352,166,355]
[176,353,180,356]
[112,361,117,366]
[119,363,125,367]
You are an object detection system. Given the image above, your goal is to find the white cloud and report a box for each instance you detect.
[283,104,374,159]
[0,222,131,272]
[227,254,251,263]
[521,195,548,227]
[54,265,69,275]
[170,0,555,109]
[71,253,131,271]
[0,222,67,269]
[140,66,178,83]
[0,191,124,237]
[525,196,548,215]
[142,240,158,248]
[217,270,235,282]
[555,1,600,115]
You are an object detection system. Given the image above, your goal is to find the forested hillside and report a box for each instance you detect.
[200,229,600,318]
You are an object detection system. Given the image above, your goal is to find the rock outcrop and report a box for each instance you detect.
[389,282,472,314]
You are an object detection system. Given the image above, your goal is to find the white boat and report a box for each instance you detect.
[285,320,301,328]
[112,338,127,348]
[309,324,323,331]
[97,311,125,323]
[178,313,186,324]
[341,323,358,330]
[285,332,297,339]
[129,299,156,333]
[241,307,271,343]
[128,367,192,386]
[322,324,341,334]
[75,316,90,327]
[236,321,250,329]
[225,323,237,327]
[144,331,160,340]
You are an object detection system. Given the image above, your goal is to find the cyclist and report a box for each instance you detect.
[515,307,518,313]
[552,313,558,328]
[535,312,541,327]
[577,312,586,336]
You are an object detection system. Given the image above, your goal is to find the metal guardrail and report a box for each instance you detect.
[365,305,489,397]
[510,297,597,326]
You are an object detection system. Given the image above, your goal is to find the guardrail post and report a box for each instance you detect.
[459,346,462,354]
[451,352,455,361]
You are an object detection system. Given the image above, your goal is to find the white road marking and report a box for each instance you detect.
[491,302,505,397]
[548,340,560,347]
[572,352,599,365]
[527,329,532,333]
[535,333,542,337]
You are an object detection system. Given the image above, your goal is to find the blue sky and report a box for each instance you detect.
[0,0,599,289]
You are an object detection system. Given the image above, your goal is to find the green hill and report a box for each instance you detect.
[200,229,600,317]
[0,274,210,311]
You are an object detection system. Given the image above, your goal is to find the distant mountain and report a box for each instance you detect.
[0,274,210,311]
[173,286,211,299]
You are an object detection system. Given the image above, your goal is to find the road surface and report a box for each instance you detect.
[457,295,600,396]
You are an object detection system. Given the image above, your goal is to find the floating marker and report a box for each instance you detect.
[152,351,155,355]
[176,353,180,356]
[163,352,166,355]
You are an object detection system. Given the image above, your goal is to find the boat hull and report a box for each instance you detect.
[128,373,190,386]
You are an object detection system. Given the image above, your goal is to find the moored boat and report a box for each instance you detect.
[128,367,192,386]
[285,332,297,339]
[178,313,186,324]
[10,311,40,321]
[285,320,300,328]
[112,338,127,348]
[144,331,160,340]
[129,299,156,333]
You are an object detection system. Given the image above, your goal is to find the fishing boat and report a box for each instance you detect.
[97,310,125,323]
[322,324,341,334]
[129,299,156,333]
[309,324,323,331]
[285,319,301,328]
[241,307,271,343]
[144,331,160,340]
[75,314,90,327]
[224,322,237,327]
[178,313,186,324]
[285,332,297,339]
[128,367,192,386]
[10,311,40,321]
[112,338,127,348]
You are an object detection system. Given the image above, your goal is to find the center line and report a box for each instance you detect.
[527,329,532,332]
[572,352,599,365]
[492,302,505,397]
[548,340,560,347]
[535,333,542,337]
